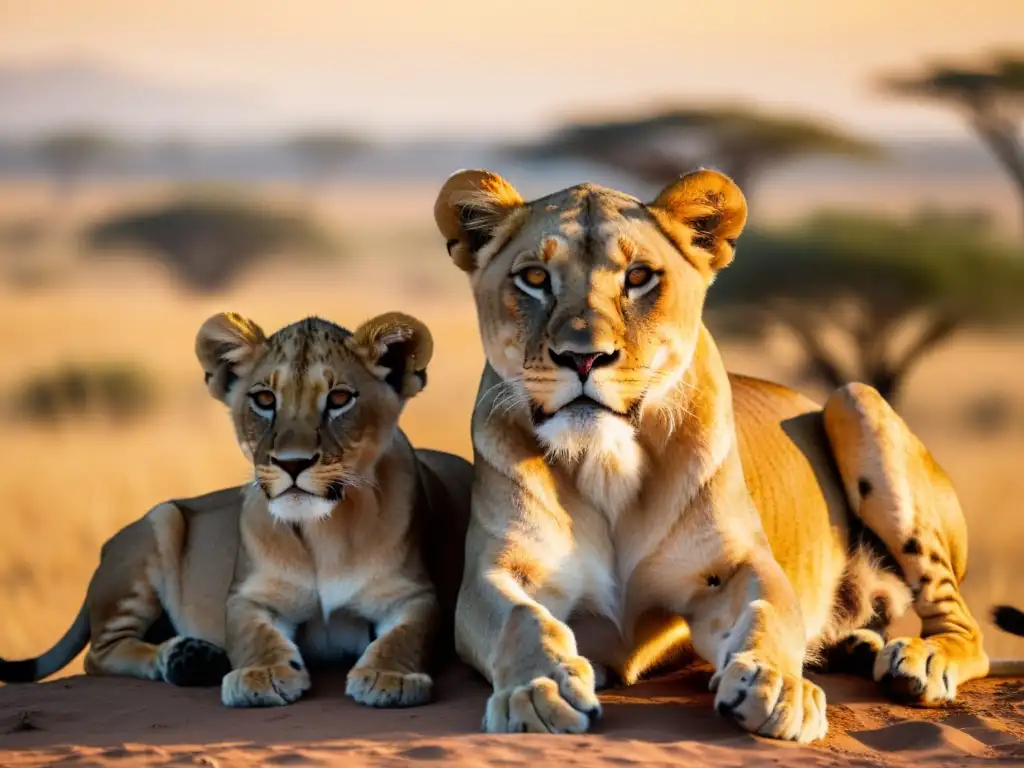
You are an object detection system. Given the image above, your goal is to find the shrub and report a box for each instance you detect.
[10,362,156,424]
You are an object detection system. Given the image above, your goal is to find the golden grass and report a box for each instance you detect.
[0,183,1022,682]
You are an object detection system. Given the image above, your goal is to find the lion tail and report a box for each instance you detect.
[992,605,1024,637]
[0,598,90,683]
[986,605,1024,677]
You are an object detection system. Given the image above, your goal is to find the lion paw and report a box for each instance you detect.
[824,628,884,678]
[712,651,828,743]
[158,636,232,687]
[874,637,957,706]
[346,666,433,708]
[221,661,310,707]
[484,656,601,734]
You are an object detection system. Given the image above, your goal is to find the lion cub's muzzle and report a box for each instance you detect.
[271,454,319,483]
[261,450,347,523]
[262,451,345,504]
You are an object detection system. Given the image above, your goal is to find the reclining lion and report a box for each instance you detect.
[434,168,1023,742]
[1,311,471,710]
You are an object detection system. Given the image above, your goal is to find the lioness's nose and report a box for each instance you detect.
[271,453,319,481]
[548,348,620,381]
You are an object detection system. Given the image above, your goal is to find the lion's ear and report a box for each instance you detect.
[195,312,266,402]
[648,169,748,273]
[434,169,525,272]
[347,312,433,399]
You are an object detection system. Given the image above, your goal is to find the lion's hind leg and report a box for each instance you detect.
[86,508,229,687]
[86,576,227,685]
[817,551,911,680]
[83,550,169,682]
[823,383,989,706]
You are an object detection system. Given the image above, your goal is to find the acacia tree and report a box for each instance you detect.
[86,196,336,292]
[34,130,119,213]
[882,54,1024,232]
[708,212,1024,404]
[508,106,878,204]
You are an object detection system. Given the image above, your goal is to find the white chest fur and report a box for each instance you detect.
[535,409,646,528]
[315,568,379,619]
[537,420,732,638]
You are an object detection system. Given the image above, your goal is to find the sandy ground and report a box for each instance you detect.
[1,664,1023,767]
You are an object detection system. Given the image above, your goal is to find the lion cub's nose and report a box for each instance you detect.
[271,453,320,481]
[548,348,620,381]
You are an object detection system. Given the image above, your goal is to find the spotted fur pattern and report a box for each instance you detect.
[820,384,1024,703]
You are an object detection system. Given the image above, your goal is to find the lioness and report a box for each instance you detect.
[434,168,1022,742]
[1,312,472,710]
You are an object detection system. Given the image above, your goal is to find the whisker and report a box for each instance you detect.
[485,377,531,425]
[478,378,510,404]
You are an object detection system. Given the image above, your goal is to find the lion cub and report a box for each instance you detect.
[210,311,471,708]
[0,312,471,711]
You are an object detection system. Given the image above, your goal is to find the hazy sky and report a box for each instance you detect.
[1,0,1021,140]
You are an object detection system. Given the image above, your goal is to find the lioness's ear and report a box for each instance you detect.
[648,169,748,273]
[347,312,433,399]
[434,169,526,272]
[195,312,266,402]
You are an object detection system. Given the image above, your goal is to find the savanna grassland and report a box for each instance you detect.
[1,182,1023,680]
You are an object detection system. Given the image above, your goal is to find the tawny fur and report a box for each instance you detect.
[0,487,241,687]
[0,313,471,710]
[198,311,472,709]
[434,168,1023,744]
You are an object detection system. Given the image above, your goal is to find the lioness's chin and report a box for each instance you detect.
[267,491,337,523]
[535,406,635,463]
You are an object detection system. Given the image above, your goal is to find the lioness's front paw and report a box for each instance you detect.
[712,651,828,743]
[485,656,601,734]
[221,662,310,707]
[346,666,433,708]
[874,637,957,706]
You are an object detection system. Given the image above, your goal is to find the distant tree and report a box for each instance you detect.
[11,361,155,424]
[86,196,336,292]
[708,212,1024,404]
[286,132,367,201]
[33,130,119,209]
[508,106,878,203]
[882,54,1024,232]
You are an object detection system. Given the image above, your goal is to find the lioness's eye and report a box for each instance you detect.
[626,266,654,288]
[522,267,548,288]
[513,266,551,298]
[326,389,355,411]
[249,389,276,410]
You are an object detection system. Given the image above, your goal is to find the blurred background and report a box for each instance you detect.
[1,0,1022,671]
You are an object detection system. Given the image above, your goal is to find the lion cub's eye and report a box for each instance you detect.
[326,389,356,412]
[513,266,551,299]
[249,389,276,411]
[624,265,660,297]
